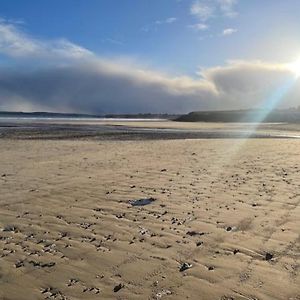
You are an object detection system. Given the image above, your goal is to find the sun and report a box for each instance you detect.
[288,57,300,78]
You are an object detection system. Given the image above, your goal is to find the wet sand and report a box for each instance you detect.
[1,119,300,140]
[0,121,300,299]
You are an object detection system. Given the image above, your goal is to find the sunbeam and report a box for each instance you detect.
[243,76,298,125]
[222,75,299,165]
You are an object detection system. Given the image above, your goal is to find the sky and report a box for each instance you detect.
[0,0,300,114]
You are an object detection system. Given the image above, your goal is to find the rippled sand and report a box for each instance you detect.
[1,136,300,300]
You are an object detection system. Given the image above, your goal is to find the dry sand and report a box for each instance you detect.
[0,135,300,299]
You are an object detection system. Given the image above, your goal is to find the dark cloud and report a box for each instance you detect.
[0,21,299,113]
[0,63,216,113]
[0,60,299,113]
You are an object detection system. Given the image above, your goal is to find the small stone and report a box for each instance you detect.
[186,231,205,236]
[233,249,239,255]
[156,289,172,298]
[44,262,56,268]
[15,260,24,268]
[265,252,273,261]
[3,225,17,232]
[179,262,192,272]
[153,280,159,287]
[113,283,124,292]
[129,198,156,206]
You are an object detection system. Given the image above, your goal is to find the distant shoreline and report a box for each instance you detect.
[2,109,300,123]
[0,111,179,120]
[0,117,168,122]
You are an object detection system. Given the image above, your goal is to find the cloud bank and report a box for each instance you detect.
[0,21,299,114]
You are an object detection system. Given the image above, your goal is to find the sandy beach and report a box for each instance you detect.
[2,0,300,298]
[0,121,300,300]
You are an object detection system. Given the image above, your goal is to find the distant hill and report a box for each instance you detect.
[0,111,178,120]
[0,111,101,118]
[104,113,179,120]
[176,109,300,123]
[5,110,300,122]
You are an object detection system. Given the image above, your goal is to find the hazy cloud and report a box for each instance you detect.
[203,61,298,108]
[101,38,124,46]
[190,1,215,21]
[0,21,299,114]
[222,28,238,36]
[191,0,238,20]
[0,63,217,113]
[218,0,238,18]
[142,17,177,32]
[0,20,93,59]
[190,1,239,36]
[188,23,209,31]
[155,17,177,25]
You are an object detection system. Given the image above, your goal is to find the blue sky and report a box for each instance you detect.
[0,0,299,113]
[1,0,300,74]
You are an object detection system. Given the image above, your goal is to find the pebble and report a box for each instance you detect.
[113,283,124,292]
[265,252,273,261]
[179,262,193,272]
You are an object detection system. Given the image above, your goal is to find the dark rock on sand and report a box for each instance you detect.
[265,252,273,261]
[3,225,18,232]
[129,198,156,206]
[113,283,124,292]
[179,262,193,272]
[15,260,25,268]
[186,231,206,236]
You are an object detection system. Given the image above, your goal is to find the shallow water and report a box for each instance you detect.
[0,118,299,140]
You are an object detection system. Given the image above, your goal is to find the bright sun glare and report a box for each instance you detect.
[289,57,300,78]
